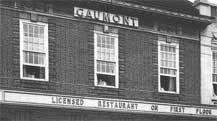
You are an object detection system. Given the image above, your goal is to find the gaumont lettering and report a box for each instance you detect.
[196,108,212,115]
[98,100,138,110]
[74,7,139,27]
[103,12,110,22]
[52,96,84,106]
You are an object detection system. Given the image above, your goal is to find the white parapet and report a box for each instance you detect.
[200,22,217,104]
[194,0,211,16]
[201,35,212,104]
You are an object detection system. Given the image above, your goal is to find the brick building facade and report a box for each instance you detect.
[0,0,216,121]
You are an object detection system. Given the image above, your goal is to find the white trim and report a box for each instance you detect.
[22,63,46,67]
[1,90,217,118]
[0,90,3,102]
[20,19,49,81]
[158,40,179,94]
[94,31,119,88]
[212,51,217,99]
[23,49,45,53]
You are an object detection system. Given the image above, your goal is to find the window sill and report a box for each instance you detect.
[158,90,179,94]
[95,85,118,89]
[21,77,48,82]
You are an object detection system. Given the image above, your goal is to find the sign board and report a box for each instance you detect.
[74,7,139,27]
[1,90,217,118]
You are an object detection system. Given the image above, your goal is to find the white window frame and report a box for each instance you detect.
[20,19,49,81]
[158,41,179,94]
[94,31,119,88]
[212,51,217,97]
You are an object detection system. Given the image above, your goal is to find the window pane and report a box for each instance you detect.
[29,52,33,63]
[97,35,101,47]
[41,54,45,65]
[111,37,114,49]
[160,75,176,92]
[213,74,217,82]
[39,43,44,52]
[97,50,101,60]
[160,45,164,51]
[34,25,39,38]
[159,42,178,92]
[23,51,45,65]
[160,44,177,70]
[213,84,217,96]
[28,37,33,50]
[106,36,110,49]
[160,68,176,75]
[101,51,105,60]
[97,61,115,74]
[23,65,45,79]
[21,21,47,80]
[29,24,33,37]
[173,47,176,53]
[102,62,105,72]
[23,23,45,50]
[110,63,115,73]
[173,62,176,68]
[213,52,217,75]
[24,41,28,50]
[102,36,105,48]
[97,34,116,62]
[97,61,100,72]
[34,53,39,64]
[39,26,44,39]
[173,54,176,60]
[106,62,109,73]
[96,33,117,87]
[105,49,109,60]
[33,38,38,51]
[97,74,115,86]
[24,52,29,63]
[23,24,28,35]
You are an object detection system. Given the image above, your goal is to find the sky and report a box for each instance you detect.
[188,0,217,4]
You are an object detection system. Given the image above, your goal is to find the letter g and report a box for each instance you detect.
[76,8,84,17]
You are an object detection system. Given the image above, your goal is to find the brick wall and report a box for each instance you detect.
[0,6,201,105]
[0,9,19,89]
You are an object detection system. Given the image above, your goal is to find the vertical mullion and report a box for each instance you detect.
[99,34,102,73]
[27,24,30,51]
[105,36,107,72]
[27,51,29,64]
[33,25,35,51]
[213,51,215,83]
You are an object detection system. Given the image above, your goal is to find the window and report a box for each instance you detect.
[94,31,118,88]
[158,38,179,93]
[213,52,217,96]
[20,19,48,81]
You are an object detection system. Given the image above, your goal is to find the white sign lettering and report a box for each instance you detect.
[98,100,138,110]
[74,7,139,27]
[1,90,217,118]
